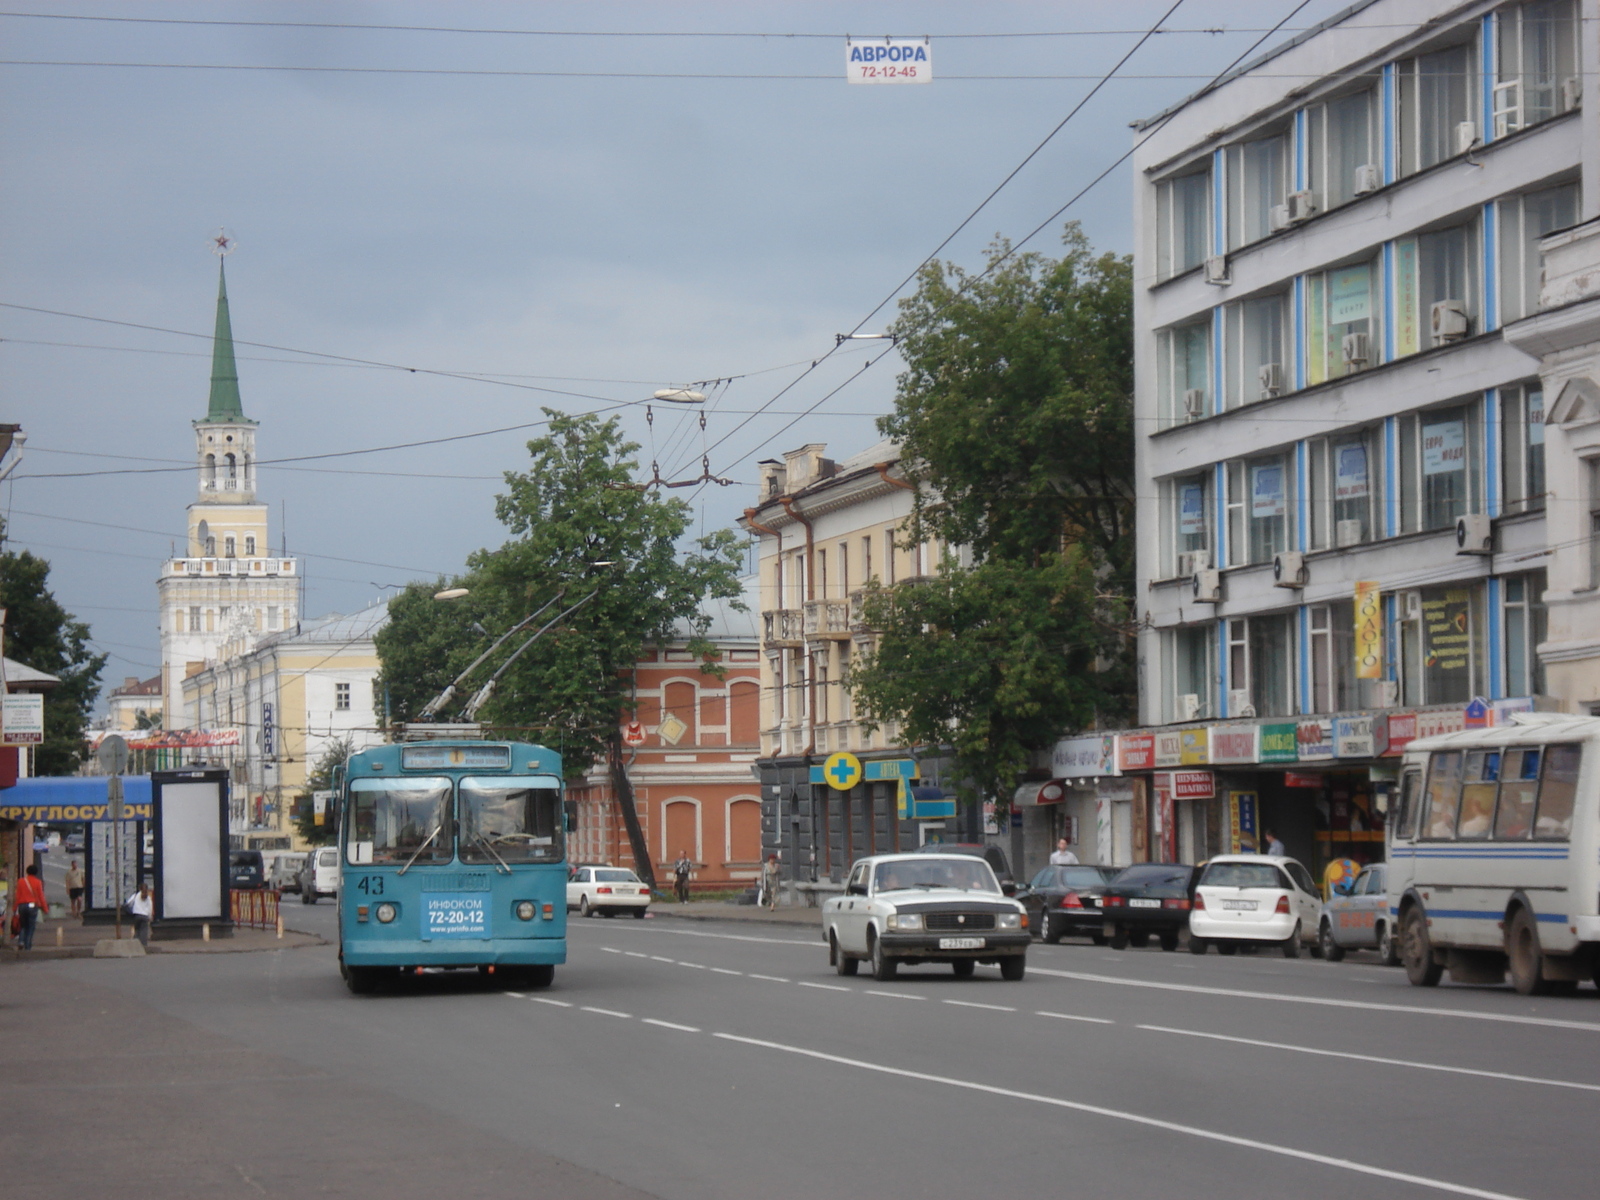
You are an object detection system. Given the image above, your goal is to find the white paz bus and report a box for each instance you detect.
[1388,714,1599,995]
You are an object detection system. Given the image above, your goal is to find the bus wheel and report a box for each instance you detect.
[1402,907,1444,987]
[342,959,380,995]
[524,964,555,989]
[1507,907,1551,996]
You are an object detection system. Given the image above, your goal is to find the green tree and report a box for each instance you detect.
[849,225,1135,813]
[0,542,106,774]
[292,736,352,847]
[376,410,746,885]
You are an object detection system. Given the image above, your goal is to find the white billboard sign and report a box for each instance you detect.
[846,39,931,84]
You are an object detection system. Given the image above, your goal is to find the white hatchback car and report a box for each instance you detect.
[298,846,340,904]
[1189,855,1323,957]
[567,866,651,918]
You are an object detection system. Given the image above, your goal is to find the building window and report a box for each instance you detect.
[837,541,850,597]
[267,606,279,630]
[1590,460,1600,589]
[1163,473,1211,575]
[1308,428,1380,550]
[861,536,873,583]
[1226,455,1291,566]
[224,534,236,559]
[1398,402,1481,534]
[1168,625,1214,722]
[204,453,216,486]
[1225,129,1288,249]
[1394,223,1479,356]
[1157,318,1211,426]
[244,534,256,556]
[335,682,351,711]
[1305,84,1379,211]
[1494,0,1580,136]
[1156,168,1210,280]
[1501,384,1546,515]
[1223,293,1288,409]
[1503,572,1547,697]
[1306,258,1379,385]
[189,605,201,633]
[205,535,216,556]
[1498,183,1580,323]
[1398,585,1485,705]
[1228,613,1293,717]
[884,529,896,585]
[1397,40,1479,178]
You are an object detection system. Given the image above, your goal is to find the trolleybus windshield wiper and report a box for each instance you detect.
[397,824,442,875]
[472,832,512,874]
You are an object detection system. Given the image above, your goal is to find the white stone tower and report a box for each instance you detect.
[158,252,299,727]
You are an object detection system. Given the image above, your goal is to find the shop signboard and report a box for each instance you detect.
[1421,589,1473,700]
[1209,723,1259,764]
[1383,711,1418,756]
[1116,732,1155,772]
[1334,715,1376,758]
[1259,722,1298,763]
[1415,708,1466,739]
[1153,729,1183,768]
[1284,771,1323,788]
[1178,727,1209,765]
[1297,718,1335,761]
[1153,778,1176,862]
[1,693,44,745]
[1354,581,1383,680]
[1228,791,1260,854]
[1464,696,1490,728]
[1492,697,1535,726]
[1168,770,1215,799]
[1052,734,1117,779]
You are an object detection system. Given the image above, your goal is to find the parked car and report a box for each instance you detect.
[298,847,340,904]
[1190,855,1322,957]
[267,852,307,895]
[1100,863,1200,951]
[1016,864,1118,944]
[910,842,1017,895]
[1319,862,1400,964]
[567,866,651,918]
[64,831,85,854]
[229,850,266,891]
[822,852,1029,981]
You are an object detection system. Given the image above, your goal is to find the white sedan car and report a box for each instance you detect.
[567,865,652,918]
[1188,854,1323,957]
[822,852,1030,981]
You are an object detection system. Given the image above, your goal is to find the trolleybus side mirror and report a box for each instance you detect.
[563,800,578,834]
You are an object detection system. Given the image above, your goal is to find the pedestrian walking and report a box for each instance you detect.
[13,865,48,950]
[1048,838,1079,866]
[65,859,85,918]
[125,881,154,948]
[672,851,693,903]
[761,853,781,911]
[1263,829,1286,857]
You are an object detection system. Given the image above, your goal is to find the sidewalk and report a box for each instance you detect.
[0,914,325,961]
[648,900,824,929]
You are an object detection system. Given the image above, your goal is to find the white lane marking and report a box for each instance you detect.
[642,1018,701,1033]
[798,981,851,992]
[749,974,791,983]
[624,951,649,958]
[1028,966,1600,1032]
[503,992,526,999]
[650,956,676,963]
[865,990,924,1000]
[580,1006,632,1019]
[710,967,743,976]
[1139,1024,1600,1093]
[600,947,622,954]
[944,999,1016,1012]
[1037,1011,1115,1025]
[529,997,572,1008]
[710,1032,1529,1200]
[678,962,707,969]
[607,924,818,947]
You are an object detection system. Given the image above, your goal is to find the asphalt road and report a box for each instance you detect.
[8,910,1600,1200]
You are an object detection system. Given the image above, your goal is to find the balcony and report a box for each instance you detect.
[763,609,803,647]
[802,599,852,641]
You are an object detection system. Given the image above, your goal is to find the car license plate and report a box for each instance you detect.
[1128,898,1161,908]
[939,936,984,950]
[1222,899,1258,911]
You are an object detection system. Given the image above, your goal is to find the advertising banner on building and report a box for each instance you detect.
[1179,484,1206,537]
[1,693,44,745]
[1251,464,1287,518]
[1259,722,1298,763]
[1116,733,1155,772]
[1297,718,1335,761]
[1416,708,1466,739]
[1209,723,1259,764]
[1383,711,1418,755]
[1354,580,1383,679]
[1178,727,1209,765]
[1334,715,1377,758]
[1052,734,1117,779]
[1153,729,1183,768]
[1421,589,1472,697]
[1335,443,1370,499]
[1228,791,1259,853]
[1395,238,1420,356]
[1165,770,1215,799]
[1421,419,1466,476]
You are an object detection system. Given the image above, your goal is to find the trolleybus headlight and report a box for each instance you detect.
[375,903,398,924]
[516,901,536,921]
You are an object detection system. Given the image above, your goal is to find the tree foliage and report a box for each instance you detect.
[0,541,105,774]
[849,225,1135,808]
[292,736,352,847]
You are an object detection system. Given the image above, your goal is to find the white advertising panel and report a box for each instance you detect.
[846,38,932,84]
[159,780,224,919]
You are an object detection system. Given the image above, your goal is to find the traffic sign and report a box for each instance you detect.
[822,751,862,791]
[96,733,130,775]
[622,721,646,747]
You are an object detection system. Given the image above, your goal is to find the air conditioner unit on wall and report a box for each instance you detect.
[1177,550,1210,579]
[1353,164,1381,195]
[1342,331,1370,372]
[1179,693,1202,721]
[1455,121,1479,155]
[1562,76,1583,112]
[1258,362,1283,399]
[1431,300,1470,344]
[1287,191,1317,223]
[1455,513,1492,556]
[1228,689,1256,718]
[1402,591,1422,621]
[1192,568,1222,603]
[1335,518,1364,549]
[1269,204,1291,233]
[1204,255,1230,285]
[1184,388,1206,419]
[1273,551,1307,589]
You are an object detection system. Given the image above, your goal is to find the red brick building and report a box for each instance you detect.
[567,586,763,893]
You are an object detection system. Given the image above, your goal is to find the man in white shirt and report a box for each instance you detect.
[125,882,154,947]
[1048,838,1079,866]
[1263,830,1286,857]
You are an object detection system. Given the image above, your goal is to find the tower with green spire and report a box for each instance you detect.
[192,258,259,507]
[203,258,250,423]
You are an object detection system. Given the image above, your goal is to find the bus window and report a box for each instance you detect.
[1395,770,1421,839]
[458,776,564,864]
[1533,744,1582,840]
[1456,750,1500,838]
[1421,751,1463,840]
[1493,748,1540,839]
[348,777,452,865]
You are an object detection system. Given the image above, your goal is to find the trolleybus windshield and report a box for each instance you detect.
[458,776,564,865]
[348,776,452,865]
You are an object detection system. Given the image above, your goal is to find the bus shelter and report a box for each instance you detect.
[0,774,153,924]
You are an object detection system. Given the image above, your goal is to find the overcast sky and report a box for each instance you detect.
[0,1,1347,702]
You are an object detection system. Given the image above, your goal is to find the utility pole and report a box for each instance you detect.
[96,734,130,939]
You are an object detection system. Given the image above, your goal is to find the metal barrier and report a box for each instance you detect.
[230,888,282,931]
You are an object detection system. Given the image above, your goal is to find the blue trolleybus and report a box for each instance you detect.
[337,738,567,994]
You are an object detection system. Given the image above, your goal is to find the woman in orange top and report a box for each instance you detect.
[14,864,48,950]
